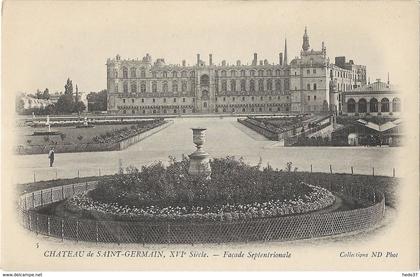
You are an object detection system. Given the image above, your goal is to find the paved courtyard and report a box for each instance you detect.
[13,117,401,184]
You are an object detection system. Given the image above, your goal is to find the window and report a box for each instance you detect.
[182,109,186,113]
[163,109,167,114]
[152,98,155,103]
[123,67,128,79]
[142,110,145,114]
[275,80,281,91]
[314,95,317,100]
[221,80,227,91]
[140,82,146,93]
[313,83,317,90]
[258,70,264,77]
[392,98,401,112]
[152,82,157,93]
[381,98,390,112]
[258,79,264,91]
[230,79,236,92]
[241,70,246,77]
[141,98,144,103]
[152,72,157,78]
[183,98,186,102]
[140,68,146,78]
[131,82,137,93]
[172,81,178,93]
[174,109,177,113]
[182,81,187,91]
[250,70,255,77]
[269,96,271,100]
[370,98,378,112]
[123,110,126,114]
[163,98,166,103]
[203,102,207,108]
[122,99,126,103]
[241,79,246,91]
[347,99,356,113]
[276,70,281,76]
[130,67,136,78]
[181,71,187,77]
[163,71,167,78]
[267,79,272,91]
[114,70,118,78]
[313,69,316,74]
[232,97,235,101]
[223,97,226,101]
[163,81,168,93]
[132,109,135,114]
[250,80,255,91]
[251,96,254,101]
[267,69,272,76]
[221,70,227,77]
[308,96,310,101]
[230,70,236,77]
[190,71,195,77]
[131,99,134,103]
[307,84,311,90]
[173,98,177,102]
[172,71,178,78]
[242,96,245,101]
[260,96,263,100]
[358,98,367,113]
[307,69,310,75]
[123,82,128,93]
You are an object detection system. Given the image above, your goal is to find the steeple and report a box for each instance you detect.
[284,38,288,65]
[302,26,310,52]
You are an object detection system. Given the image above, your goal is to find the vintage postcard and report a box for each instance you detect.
[1,0,419,272]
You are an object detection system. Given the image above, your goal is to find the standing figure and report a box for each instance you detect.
[48,147,55,167]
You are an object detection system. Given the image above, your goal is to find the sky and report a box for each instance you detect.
[3,1,418,94]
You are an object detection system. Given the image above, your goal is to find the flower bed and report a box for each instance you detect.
[65,183,335,222]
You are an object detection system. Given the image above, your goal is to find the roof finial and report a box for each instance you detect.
[387,72,390,84]
[284,38,288,65]
[302,26,310,52]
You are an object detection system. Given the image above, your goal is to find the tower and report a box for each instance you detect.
[302,26,310,52]
[284,39,288,65]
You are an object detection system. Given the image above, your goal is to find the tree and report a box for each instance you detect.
[74,100,86,113]
[87,89,107,111]
[64,78,73,95]
[42,88,50,100]
[55,94,74,114]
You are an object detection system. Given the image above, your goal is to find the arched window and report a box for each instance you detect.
[241,79,246,91]
[130,67,136,78]
[370,98,378,112]
[172,81,178,93]
[284,79,289,91]
[123,81,128,93]
[276,70,281,76]
[172,71,178,78]
[275,80,281,91]
[240,70,245,77]
[267,69,273,76]
[347,98,356,113]
[162,71,167,78]
[181,71,187,77]
[258,79,264,91]
[307,84,311,90]
[267,79,272,91]
[358,98,367,113]
[152,81,157,93]
[123,67,128,79]
[114,69,118,78]
[230,70,236,77]
[381,98,389,112]
[182,81,187,91]
[250,70,255,77]
[140,82,146,93]
[131,82,137,93]
[250,80,255,91]
[313,83,317,90]
[392,98,401,112]
[190,71,195,77]
[221,80,227,91]
[230,79,236,92]
[140,68,146,78]
[221,70,227,77]
[163,81,168,93]
[200,74,209,86]
[258,70,264,77]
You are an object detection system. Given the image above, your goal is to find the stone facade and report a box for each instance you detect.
[107,28,367,115]
[343,79,401,116]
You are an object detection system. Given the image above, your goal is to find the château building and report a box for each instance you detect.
[106,28,367,115]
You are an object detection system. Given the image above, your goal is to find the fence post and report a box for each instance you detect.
[55,169,58,180]
[61,185,65,200]
[61,219,64,241]
[351,166,354,175]
[40,190,43,206]
[96,222,99,244]
[33,171,36,183]
[329,165,332,174]
[32,192,35,208]
[50,188,53,203]
[372,167,375,176]
[76,220,79,242]
[47,217,51,236]
[393,168,395,177]
[310,164,312,173]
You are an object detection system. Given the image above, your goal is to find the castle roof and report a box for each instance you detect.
[351,80,396,93]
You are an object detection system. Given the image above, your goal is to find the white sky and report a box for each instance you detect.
[3,1,418,93]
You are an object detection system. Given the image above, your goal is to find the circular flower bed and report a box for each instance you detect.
[65,183,335,222]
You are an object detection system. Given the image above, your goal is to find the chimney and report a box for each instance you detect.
[209,54,213,66]
[197,54,200,66]
[279,53,283,66]
[259,60,263,66]
[222,60,226,66]
[253,53,257,65]
[182,60,186,67]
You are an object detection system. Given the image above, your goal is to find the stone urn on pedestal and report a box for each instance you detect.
[188,128,211,178]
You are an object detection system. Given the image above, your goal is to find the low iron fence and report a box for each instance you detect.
[18,179,385,244]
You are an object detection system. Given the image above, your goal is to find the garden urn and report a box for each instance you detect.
[188,128,211,178]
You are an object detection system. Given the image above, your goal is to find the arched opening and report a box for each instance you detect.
[347,98,356,113]
[370,98,378,112]
[358,98,367,113]
[381,98,389,112]
[200,74,209,86]
[392,98,401,112]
